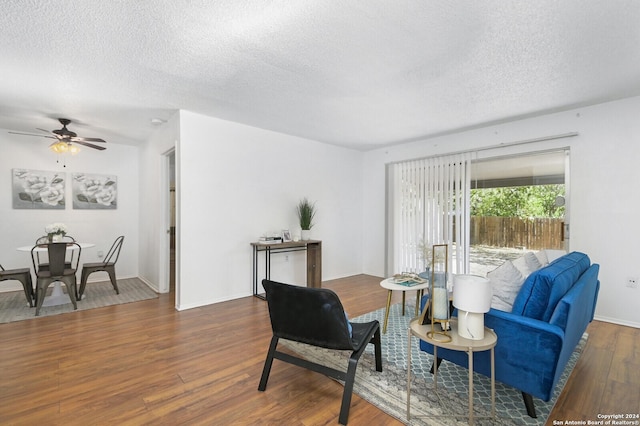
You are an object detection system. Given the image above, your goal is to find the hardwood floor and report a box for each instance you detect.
[0,275,637,425]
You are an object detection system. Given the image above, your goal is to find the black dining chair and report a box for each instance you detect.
[31,242,81,316]
[34,235,76,272]
[0,263,34,307]
[78,236,124,300]
[258,279,382,425]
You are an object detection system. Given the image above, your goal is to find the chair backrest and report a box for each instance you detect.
[34,236,49,266]
[47,243,68,275]
[31,242,81,276]
[262,279,354,351]
[104,236,124,265]
[34,235,77,265]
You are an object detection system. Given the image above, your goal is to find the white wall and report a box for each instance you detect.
[362,95,640,328]
[137,113,179,293]
[0,131,140,291]
[177,111,363,310]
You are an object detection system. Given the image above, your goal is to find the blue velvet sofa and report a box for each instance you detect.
[419,251,600,417]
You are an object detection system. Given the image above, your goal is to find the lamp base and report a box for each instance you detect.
[458,310,485,340]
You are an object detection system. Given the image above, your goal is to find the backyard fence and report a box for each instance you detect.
[470,216,564,250]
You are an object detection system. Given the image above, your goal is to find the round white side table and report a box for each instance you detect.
[380,277,430,333]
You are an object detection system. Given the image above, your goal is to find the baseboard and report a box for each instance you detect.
[132,275,159,293]
[176,290,251,311]
[594,314,640,329]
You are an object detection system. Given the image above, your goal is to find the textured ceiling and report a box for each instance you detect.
[1,1,640,150]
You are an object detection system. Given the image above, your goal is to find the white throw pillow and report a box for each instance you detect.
[487,260,526,312]
[534,250,549,266]
[512,251,543,278]
[545,249,567,263]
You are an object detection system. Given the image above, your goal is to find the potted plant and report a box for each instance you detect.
[296,198,316,240]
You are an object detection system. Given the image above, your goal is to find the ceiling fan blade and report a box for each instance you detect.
[9,131,55,139]
[72,141,107,150]
[36,128,52,134]
[71,136,106,143]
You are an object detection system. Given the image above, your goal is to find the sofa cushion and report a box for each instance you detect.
[487,260,525,312]
[511,252,591,321]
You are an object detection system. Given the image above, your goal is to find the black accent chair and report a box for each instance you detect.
[78,236,124,300]
[258,279,382,425]
[31,242,81,316]
[0,264,34,307]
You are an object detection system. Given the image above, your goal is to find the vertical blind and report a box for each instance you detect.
[389,152,474,275]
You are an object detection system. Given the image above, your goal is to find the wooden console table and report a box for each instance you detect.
[251,240,322,299]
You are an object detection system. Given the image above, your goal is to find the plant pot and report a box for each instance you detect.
[301,230,311,241]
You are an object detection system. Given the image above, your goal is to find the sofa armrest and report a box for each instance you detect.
[483,309,565,401]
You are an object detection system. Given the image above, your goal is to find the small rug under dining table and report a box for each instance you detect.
[0,277,158,323]
[280,302,586,426]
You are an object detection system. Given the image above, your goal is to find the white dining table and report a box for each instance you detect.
[16,243,95,307]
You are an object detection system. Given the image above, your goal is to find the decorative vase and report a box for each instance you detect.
[418,267,430,281]
[49,234,63,242]
[301,230,311,241]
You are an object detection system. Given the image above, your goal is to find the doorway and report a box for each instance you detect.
[168,151,176,293]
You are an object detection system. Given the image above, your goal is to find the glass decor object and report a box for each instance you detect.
[420,244,451,342]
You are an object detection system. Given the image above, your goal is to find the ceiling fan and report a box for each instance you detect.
[9,118,107,151]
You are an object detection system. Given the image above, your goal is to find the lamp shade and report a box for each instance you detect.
[453,274,492,313]
[453,274,492,340]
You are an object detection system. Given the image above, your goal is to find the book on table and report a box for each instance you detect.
[392,273,427,287]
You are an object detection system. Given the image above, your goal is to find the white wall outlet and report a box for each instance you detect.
[626,277,638,288]
[285,255,289,262]
[97,250,104,258]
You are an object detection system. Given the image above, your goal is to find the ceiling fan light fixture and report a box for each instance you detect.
[50,141,80,155]
[69,144,80,155]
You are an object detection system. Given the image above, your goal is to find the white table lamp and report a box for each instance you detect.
[453,274,492,340]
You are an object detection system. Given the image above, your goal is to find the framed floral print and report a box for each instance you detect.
[12,168,65,209]
[72,173,117,209]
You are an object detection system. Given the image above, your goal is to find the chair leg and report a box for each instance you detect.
[20,275,34,308]
[339,325,380,425]
[258,336,279,391]
[522,392,537,418]
[106,267,119,294]
[372,327,382,372]
[34,279,50,316]
[78,269,90,300]
[65,278,78,310]
[339,355,360,425]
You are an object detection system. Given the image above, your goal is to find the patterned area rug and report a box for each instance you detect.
[281,303,586,426]
[0,277,157,323]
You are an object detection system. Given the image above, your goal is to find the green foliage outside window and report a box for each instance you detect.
[470,184,565,219]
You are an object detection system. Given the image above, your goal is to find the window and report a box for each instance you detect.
[387,152,474,276]
[387,148,569,277]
